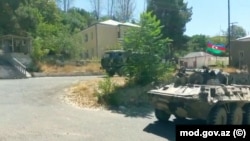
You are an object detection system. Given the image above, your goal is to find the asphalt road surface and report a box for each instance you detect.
[0,76,204,141]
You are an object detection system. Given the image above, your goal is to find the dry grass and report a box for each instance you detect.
[40,62,104,74]
[65,77,126,109]
[209,66,238,73]
[65,76,151,109]
[222,67,238,73]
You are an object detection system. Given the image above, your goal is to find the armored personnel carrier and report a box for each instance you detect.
[148,67,250,125]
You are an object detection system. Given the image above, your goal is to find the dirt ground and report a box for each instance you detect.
[40,62,104,74]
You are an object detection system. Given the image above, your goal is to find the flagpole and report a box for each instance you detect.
[205,46,207,67]
[228,0,231,66]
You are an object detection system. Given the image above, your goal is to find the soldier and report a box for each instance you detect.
[202,66,210,84]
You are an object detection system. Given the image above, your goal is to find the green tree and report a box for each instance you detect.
[61,8,95,33]
[0,0,62,36]
[147,0,192,51]
[123,11,172,85]
[187,34,209,52]
[223,25,247,40]
[209,35,227,45]
[0,0,23,35]
[0,0,86,63]
[15,2,43,36]
[34,22,78,60]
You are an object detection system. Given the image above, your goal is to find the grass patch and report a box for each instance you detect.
[222,67,238,73]
[65,76,153,111]
[66,77,126,108]
[209,66,239,73]
[40,62,104,74]
[96,77,152,108]
[66,78,102,108]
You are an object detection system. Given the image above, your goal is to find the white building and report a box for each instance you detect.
[178,51,229,68]
[236,35,250,41]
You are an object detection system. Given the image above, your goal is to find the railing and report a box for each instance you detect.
[1,52,32,78]
[10,57,31,78]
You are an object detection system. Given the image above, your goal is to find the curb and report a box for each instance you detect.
[31,72,106,77]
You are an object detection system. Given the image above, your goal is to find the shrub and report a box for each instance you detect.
[122,11,173,86]
[95,76,118,106]
[26,62,41,72]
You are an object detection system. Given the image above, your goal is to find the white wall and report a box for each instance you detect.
[179,56,213,68]
[179,56,229,68]
[208,57,229,66]
[196,56,207,67]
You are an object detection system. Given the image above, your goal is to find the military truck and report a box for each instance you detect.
[100,50,128,76]
[148,67,250,125]
[100,49,163,77]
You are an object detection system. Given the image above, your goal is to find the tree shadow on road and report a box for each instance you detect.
[143,117,206,141]
[108,105,154,118]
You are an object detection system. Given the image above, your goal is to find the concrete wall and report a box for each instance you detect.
[230,40,250,69]
[208,57,229,66]
[81,25,97,59]
[179,56,229,68]
[179,56,212,68]
[117,25,138,46]
[81,24,120,59]
[118,25,134,39]
[81,23,139,59]
[96,24,119,58]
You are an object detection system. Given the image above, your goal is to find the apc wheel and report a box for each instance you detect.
[243,106,250,125]
[228,106,243,125]
[207,107,227,125]
[155,109,171,122]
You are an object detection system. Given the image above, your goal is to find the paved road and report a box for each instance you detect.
[0,76,178,141]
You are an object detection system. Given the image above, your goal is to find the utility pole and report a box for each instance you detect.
[228,0,231,66]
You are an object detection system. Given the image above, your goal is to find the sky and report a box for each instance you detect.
[72,0,250,37]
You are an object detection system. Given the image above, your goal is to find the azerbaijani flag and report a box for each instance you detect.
[206,42,226,56]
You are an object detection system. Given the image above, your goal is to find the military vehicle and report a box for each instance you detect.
[148,67,250,125]
[100,50,127,76]
[100,49,150,77]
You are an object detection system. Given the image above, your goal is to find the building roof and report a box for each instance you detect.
[99,19,140,27]
[180,51,214,59]
[236,35,250,41]
[79,19,140,33]
[121,22,140,27]
[100,20,122,26]
[0,34,32,40]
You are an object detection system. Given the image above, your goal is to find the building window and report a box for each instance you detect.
[21,40,26,46]
[239,51,244,58]
[118,31,121,38]
[92,48,94,57]
[85,34,88,42]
